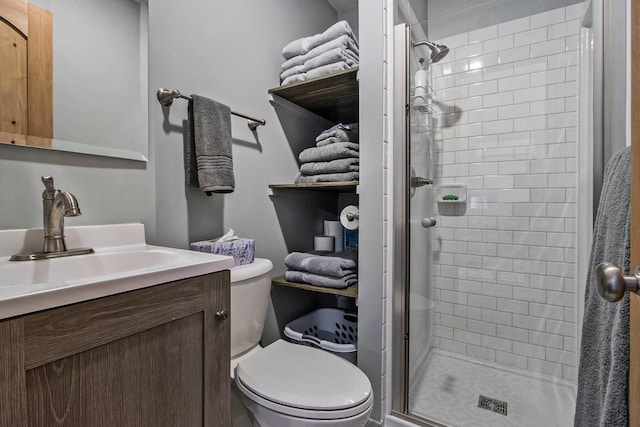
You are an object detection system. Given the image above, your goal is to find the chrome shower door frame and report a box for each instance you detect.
[391,22,410,418]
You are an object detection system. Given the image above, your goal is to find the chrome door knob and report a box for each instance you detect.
[595,262,640,302]
[215,310,229,321]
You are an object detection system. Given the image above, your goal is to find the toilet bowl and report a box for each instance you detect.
[230,259,373,427]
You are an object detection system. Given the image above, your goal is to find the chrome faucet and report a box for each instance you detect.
[9,176,94,261]
[41,176,81,253]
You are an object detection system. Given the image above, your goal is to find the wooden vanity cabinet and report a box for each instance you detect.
[0,271,230,427]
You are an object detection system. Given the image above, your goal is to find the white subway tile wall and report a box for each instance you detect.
[428,4,581,381]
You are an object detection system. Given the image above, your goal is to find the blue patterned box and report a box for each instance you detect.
[190,238,255,266]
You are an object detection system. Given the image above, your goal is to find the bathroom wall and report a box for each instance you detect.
[148,0,338,261]
[0,146,156,234]
[429,4,583,380]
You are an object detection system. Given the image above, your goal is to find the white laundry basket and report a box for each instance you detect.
[284,308,358,364]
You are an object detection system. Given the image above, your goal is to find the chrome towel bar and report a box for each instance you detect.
[156,88,266,131]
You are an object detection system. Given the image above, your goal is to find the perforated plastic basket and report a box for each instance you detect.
[284,308,358,364]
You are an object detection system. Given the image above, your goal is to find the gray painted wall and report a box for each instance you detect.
[149,0,338,253]
[0,145,156,237]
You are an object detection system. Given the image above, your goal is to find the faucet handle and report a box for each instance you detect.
[41,176,57,199]
[42,176,55,192]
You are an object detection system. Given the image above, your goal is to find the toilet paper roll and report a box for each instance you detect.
[340,205,359,230]
[323,220,344,253]
[314,235,335,252]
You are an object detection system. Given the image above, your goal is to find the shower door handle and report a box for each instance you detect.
[595,262,640,302]
[421,217,437,228]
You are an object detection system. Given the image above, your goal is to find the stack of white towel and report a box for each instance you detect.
[294,123,359,184]
[280,20,359,86]
[284,252,357,289]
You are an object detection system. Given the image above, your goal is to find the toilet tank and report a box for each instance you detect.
[230,258,273,358]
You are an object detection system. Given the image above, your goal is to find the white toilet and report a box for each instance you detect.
[230,258,373,427]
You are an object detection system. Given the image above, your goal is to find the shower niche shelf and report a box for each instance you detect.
[268,67,359,123]
[272,275,358,298]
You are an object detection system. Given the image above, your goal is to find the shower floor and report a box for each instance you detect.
[408,350,576,427]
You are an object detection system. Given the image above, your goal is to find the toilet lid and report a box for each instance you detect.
[235,340,372,411]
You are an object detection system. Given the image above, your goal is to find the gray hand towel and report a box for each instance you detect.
[299,158,359,175]
[284,251,357,277]
[316,136,358,147]
[299,142,359,163]
[184,105,199,187]
[282,20,358,59]
[304,61,351,80]
[281,61,352,86]
[280,64,306,81]
[574,147,631,427]
[294,172,359,184]
[303,47,358,71]
[190,94,234,194]
[316,123,359,144]
[280,47,358,82]
[284,270,357,289]
[282,36,359,70]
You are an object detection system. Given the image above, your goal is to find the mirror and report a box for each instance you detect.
[0,0,148,161]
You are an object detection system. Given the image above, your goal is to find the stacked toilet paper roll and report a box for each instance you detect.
[314,235,335,252]
[323,220,344,253]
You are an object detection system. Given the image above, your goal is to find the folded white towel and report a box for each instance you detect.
[281,73,306,86]
[281,61,352,86]
[305,62,351,79]
[280,64,306,81]
[282,35,360,71]
[282,20,358,59]
[281,47,358,82]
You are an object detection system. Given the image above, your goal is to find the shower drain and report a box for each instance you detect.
[477,395,508,416]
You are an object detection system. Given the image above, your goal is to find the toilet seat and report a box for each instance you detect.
[235,340,373,420]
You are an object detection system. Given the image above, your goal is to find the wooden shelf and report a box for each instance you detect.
[268,67,359,123]
[269,181,358,192]
[272,275,358,298]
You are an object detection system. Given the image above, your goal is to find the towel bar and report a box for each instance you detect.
[156,88,266,131]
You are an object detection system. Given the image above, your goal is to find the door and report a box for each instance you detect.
[0,0,53,145]
[630,0,640,423]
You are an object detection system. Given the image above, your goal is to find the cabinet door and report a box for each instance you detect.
[0,272,230,427]
[26,313,205,426]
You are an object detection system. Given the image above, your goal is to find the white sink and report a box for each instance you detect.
[0,224,235,320]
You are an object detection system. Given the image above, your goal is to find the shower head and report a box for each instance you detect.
[413,40,449,63]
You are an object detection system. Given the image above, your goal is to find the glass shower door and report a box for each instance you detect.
[400,2,586,425]
[406,38,436,391]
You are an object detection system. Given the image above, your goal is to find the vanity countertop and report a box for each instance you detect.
[0,223,235,320]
